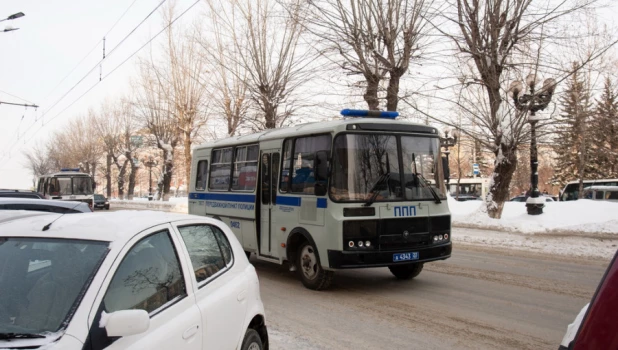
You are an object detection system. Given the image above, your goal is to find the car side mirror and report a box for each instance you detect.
[103,310,150,337]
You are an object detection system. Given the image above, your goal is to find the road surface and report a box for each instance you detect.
[259,244,608,350]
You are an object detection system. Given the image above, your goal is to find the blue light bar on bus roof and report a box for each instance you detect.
[340,109,399,119]
[60,168,80,172]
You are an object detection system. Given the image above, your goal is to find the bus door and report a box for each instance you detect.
[258,151,280,257]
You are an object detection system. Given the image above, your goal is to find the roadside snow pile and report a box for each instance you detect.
[449,195,618,235]
[111,198,188,214]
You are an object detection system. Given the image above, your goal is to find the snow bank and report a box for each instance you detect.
[111,198,188,214]
[449,195,618,235]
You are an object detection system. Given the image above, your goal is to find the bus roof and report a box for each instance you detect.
[41,171,91,177]
[584,186,618,191]
[193,117,438,151]
[564,179,618,185]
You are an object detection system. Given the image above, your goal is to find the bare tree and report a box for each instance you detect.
[93,102,122,198]
[304,0,436,111]
[159,7,210,187]
[47,114,102,179]
[432,0,606,218]
[211,0,314,130]
[135,63,179,201]
[23,143,53,187]
[199,0,251,137]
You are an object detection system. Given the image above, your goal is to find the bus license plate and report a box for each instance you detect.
[393,252,419,262]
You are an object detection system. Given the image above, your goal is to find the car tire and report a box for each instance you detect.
[297,240,333,290]
[388,263,424,280]
[241,328,262,350]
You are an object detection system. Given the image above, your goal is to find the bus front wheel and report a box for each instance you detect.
[297,241,333,290]
[388,263,423,280]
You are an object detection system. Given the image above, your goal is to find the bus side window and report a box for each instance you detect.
[209,148,233,191]
[280,140,292,193]
[195,160,208,191]
[291,135,332,195]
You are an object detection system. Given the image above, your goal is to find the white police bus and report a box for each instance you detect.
[36,169,95,208]
[189,110,452,290]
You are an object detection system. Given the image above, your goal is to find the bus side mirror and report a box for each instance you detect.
[442,156,450,181]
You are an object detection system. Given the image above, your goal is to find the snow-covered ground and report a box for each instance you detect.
[449,196,618,235]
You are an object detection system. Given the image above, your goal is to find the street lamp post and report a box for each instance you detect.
[509,74,557,215]
[143,157,158,199]
[440,128,458,190]
[1,12,24,33]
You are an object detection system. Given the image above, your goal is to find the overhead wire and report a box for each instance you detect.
[0,0,169,163]
[18,0,201,149]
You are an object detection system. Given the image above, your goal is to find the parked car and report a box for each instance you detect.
[559,249,618,349]
[0,211,268,350]
[0,189,45,199]
[510,195,554,202]
[0,198,92,213]
[94,194,110,210]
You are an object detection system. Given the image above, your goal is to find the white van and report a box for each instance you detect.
[582,186,618,202]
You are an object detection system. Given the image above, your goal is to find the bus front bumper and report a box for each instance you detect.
[327,242,452,269]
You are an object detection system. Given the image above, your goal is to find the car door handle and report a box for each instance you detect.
[183,325,199,340]
[237,289,247,302]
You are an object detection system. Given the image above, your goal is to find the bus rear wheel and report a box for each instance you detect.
[297,241,333,290]
[388,263,423,280]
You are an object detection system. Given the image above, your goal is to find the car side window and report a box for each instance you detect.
[177,225,233,285]
[103,230,186,314]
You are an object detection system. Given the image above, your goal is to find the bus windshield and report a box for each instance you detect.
[330,134,445,202]
[49,176,93,196]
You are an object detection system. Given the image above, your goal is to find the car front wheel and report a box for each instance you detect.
[241,329,263,350]
[388,263,424,280]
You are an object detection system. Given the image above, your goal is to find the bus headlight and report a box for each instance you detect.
[348,241,355,248]
[365,241,371,247]
[358,241,364,247]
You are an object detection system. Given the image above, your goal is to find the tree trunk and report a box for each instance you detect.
[116,159,128,199]
[127,157,137,200]
[162,159,174,201]
[364,76,380,110]
[106,154,112,198]
[486,143,518,218]
[386,71,403,111]
[184,130,192,190]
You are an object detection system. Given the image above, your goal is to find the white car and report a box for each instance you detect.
[0,211,268,350]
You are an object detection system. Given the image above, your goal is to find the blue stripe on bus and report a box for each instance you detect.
[189,192,256,203]
[275,196,328,209]
[276,196,301,206]
[317,198,327,208]
[190,192,327,208]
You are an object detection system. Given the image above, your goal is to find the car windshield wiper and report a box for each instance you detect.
[0,333,46,340]
[364,173,390,207]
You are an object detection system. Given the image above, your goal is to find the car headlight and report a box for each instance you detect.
[105,201,109,204]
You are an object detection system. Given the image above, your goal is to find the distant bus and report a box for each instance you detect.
[448,177,490,200]
[189,109,452,290]
[560,179,618,201]
[36,169,95,208]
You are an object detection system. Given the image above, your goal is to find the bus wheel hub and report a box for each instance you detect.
[301,246,317,279]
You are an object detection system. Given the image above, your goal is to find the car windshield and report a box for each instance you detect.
[94,194,104,200]
[0,238,108,335]
[330,134,445,202]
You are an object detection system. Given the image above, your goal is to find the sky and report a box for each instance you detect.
[0,0,617,190]
[0,0,201,189]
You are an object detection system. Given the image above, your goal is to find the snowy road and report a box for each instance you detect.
[260,244,609,350]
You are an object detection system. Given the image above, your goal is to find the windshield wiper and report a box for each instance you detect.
[415,172,442,204]
[0,333,46,340]
[364,173,390,207]
[411,153,441,204]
